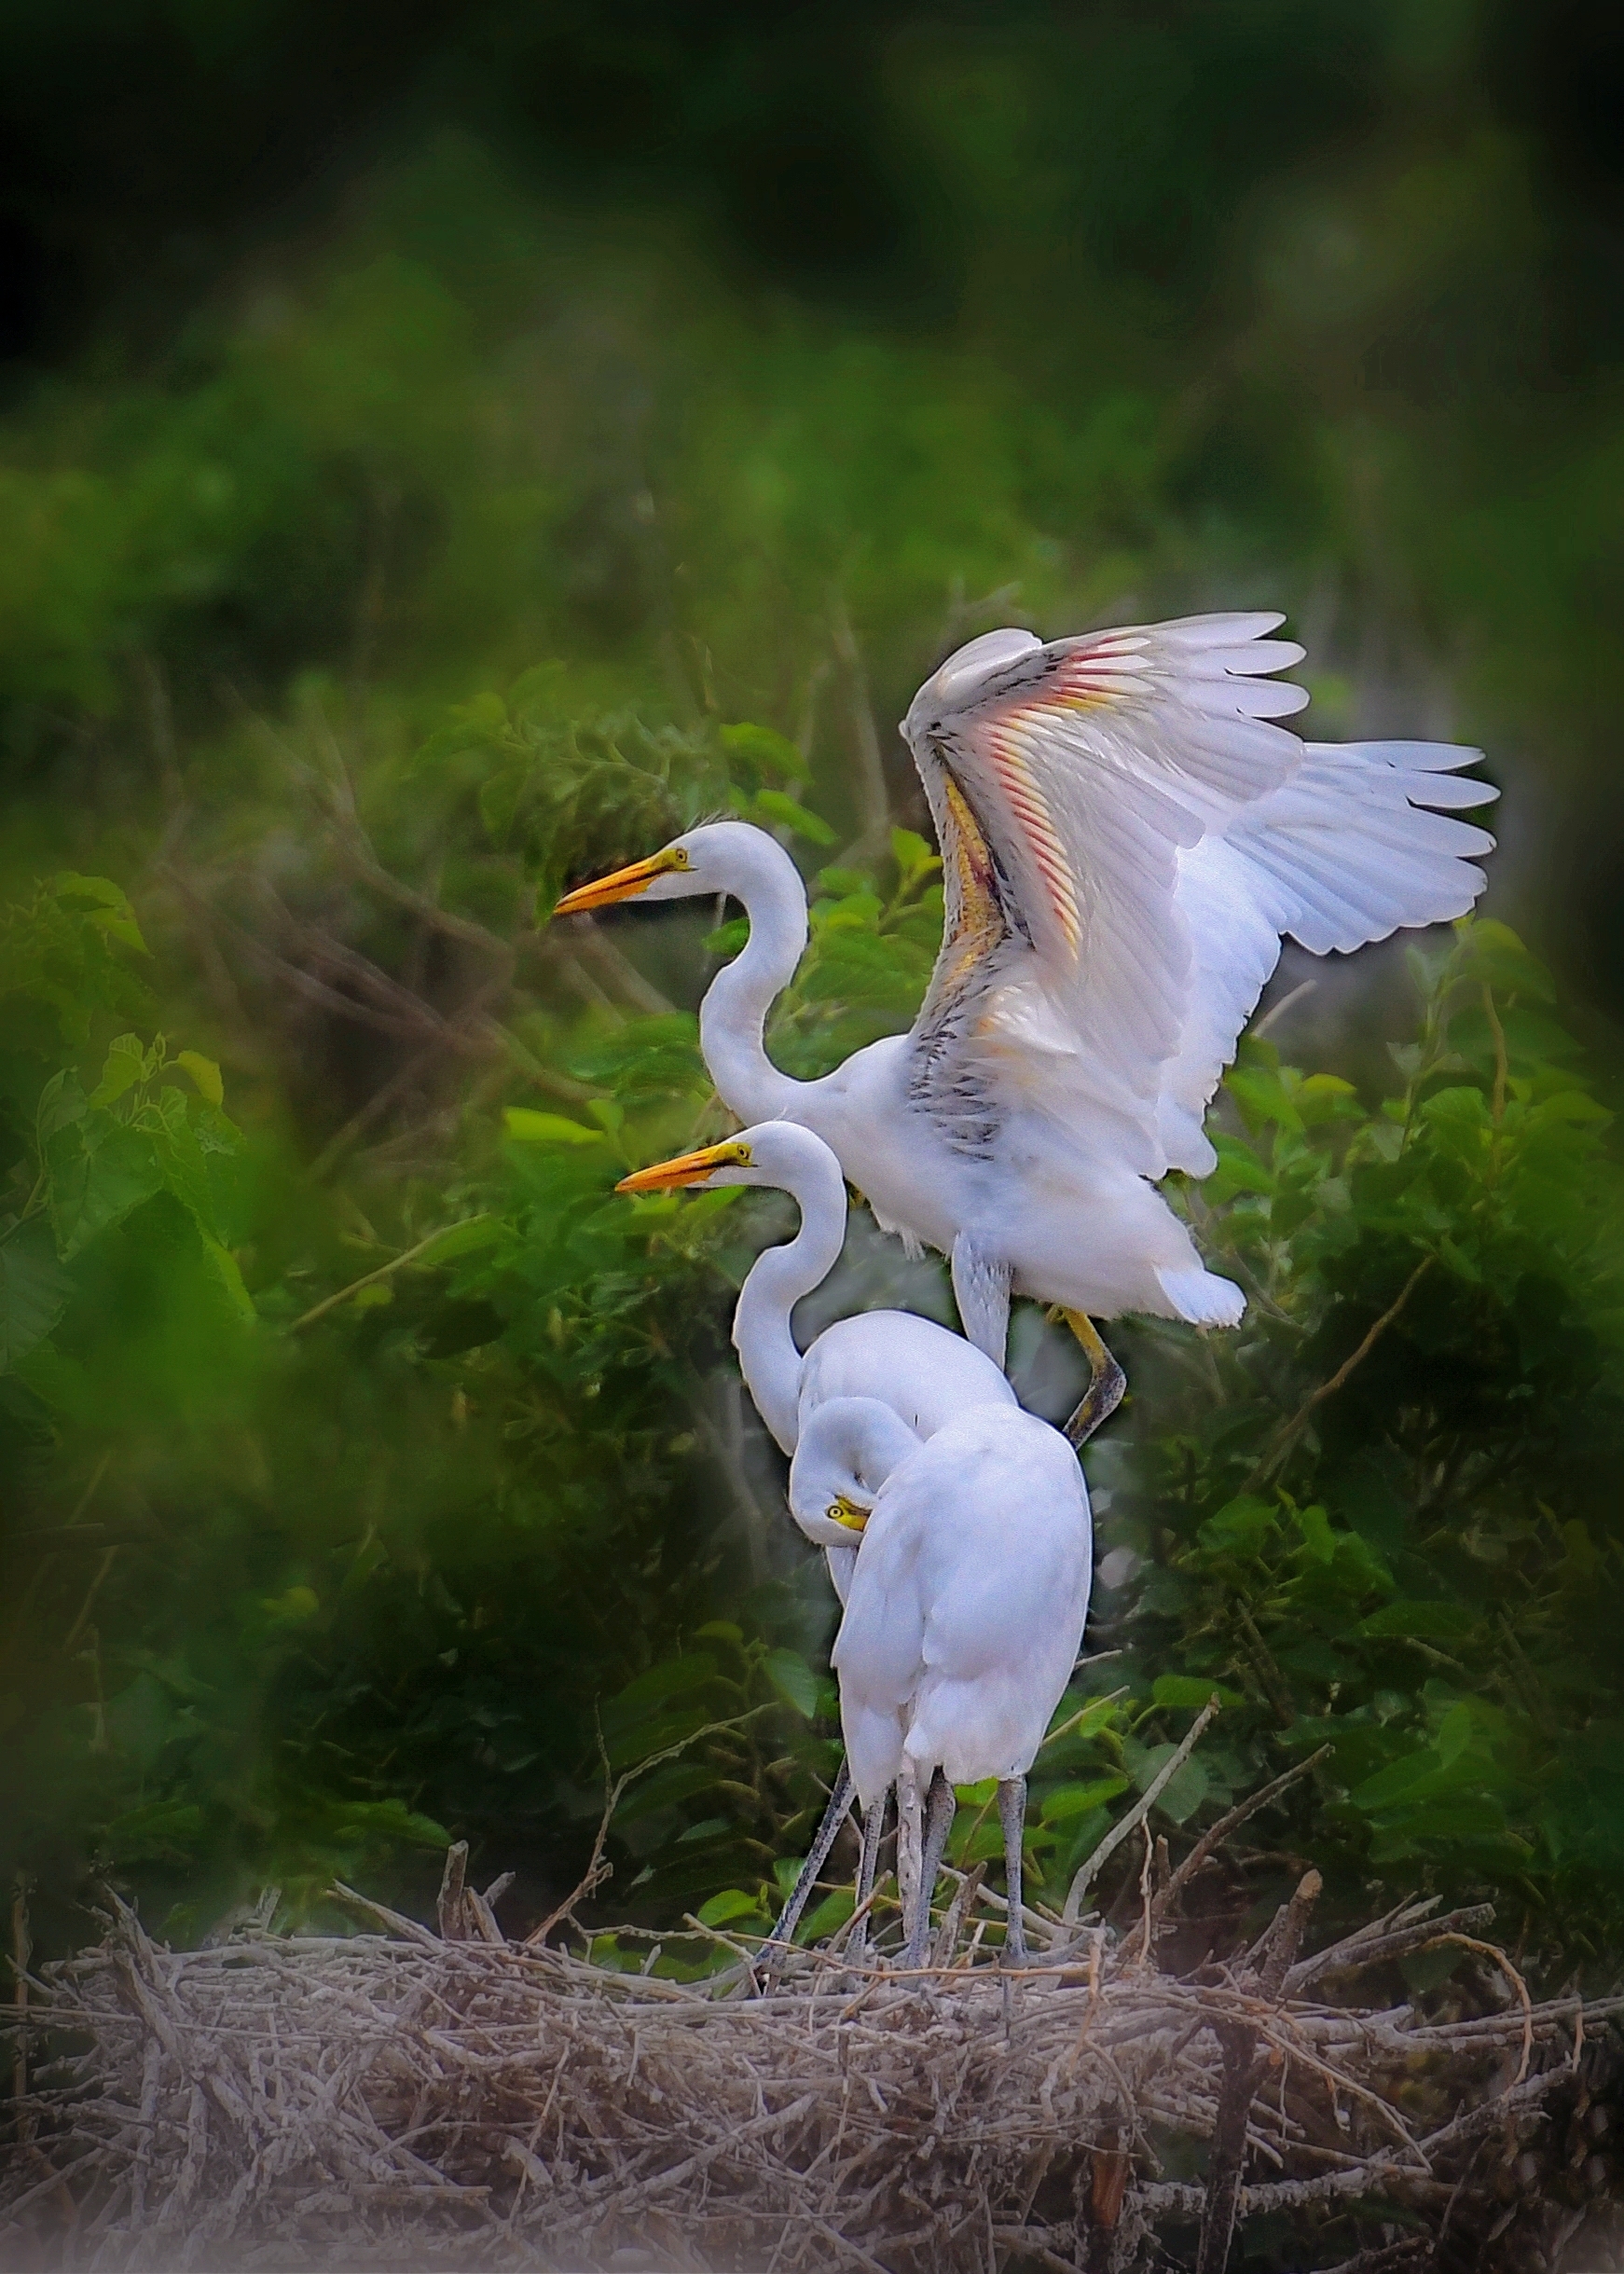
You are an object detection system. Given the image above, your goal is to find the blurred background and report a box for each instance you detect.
[4,0,1624,1976]
[6,0,1624,963]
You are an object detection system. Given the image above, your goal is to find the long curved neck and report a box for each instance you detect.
[732,1148,847,1456]
[699,839,809,1123]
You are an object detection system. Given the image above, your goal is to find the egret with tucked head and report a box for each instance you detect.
[565,613,1498,1440]
[791,1394,1092,1965]
[618,1124,1092,1964]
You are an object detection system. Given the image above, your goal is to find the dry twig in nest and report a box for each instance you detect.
[3,1849,1621,2273]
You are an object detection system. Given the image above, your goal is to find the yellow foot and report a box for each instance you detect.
[1055,1310,1127,1448]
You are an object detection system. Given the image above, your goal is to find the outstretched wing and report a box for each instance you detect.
[901,613,1309,1150]
[1155,741,1500,1177]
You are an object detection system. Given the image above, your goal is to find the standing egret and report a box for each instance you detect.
[617,1128,1092,1964]
[615,1121,1014,1458]
[558,612,1498,1439]
[790,1393,1093,1964]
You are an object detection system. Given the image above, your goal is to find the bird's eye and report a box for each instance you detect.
[671,848,690,868]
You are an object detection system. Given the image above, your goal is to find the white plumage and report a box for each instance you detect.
[568,610,1497,1414]
[615,1122,1015,1463]
[619,1122,1093,1964]
[791,1393,1093,1962]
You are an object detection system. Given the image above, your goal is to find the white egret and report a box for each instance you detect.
[617,1127,1091,1966]
[791,1393,1093,1964]
[558,612,1498,1438]
[614,1120,1015,1458]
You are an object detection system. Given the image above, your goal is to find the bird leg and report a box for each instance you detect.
[951,1235,1012,1369]
[848,1789,889,1961]
[896,1769,923,1950]
[902,1769,957,1968]
[998,1775,1029,1964]
[763,1761,855,1968]
[1057,1309,1127,1446]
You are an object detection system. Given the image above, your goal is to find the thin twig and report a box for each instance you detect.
[1250,978,1318,1041]
[286,1220,496,1334]
[1061,1697,1222,1927]
[524,1709,777,1949]
[1149,1747,1329,1939]
[1248,1258,1435,1484]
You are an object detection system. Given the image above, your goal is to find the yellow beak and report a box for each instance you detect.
[552,848,681,917]
[615,1139,749,1195]
[829,1496,871,1534]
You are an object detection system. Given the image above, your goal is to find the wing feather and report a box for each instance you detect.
[1155,740,1499,1175]
[903,622,1496,1182]
[903,613,1309,1148]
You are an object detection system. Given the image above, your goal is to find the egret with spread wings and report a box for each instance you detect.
[558,613,1497,1438]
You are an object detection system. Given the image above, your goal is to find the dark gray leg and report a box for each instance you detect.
[847,1788,888,1960]
[998,1776,1029,1963]
[901,1770,957,1967]
[764,1761,855,1962]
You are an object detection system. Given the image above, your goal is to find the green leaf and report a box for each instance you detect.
[1128,1742,1209,1824]
[696,1887,763,1927]
[142,1085,223,1240]
[762,1647,819,1718]
[89,1032,148,1108]
[704,916,750,958]
[415,1215,505,1264]
[720,721,809,781]
[1356,1601,1474,1641]
[174,1050,225,1108]
[260,1585,321,1624]
[1295,1073,1359,1125]
[478,763,530,846]
[1152,1674,1243,1711]
[798,1888,856,1943]
[890,827,940,882]
[103,1799,204,1862]
[200,1233,257,1325]
[1040,1774,1130,1823]
[606,1654,720,1720]
[1293,1504,1338,1564]
[816,867,871,898]
[502,1109,608,1145]
[0,1221,74,1371]
[1205,1133,1273,1201]
[752,789,837,844]
[46,1112,165,1259]
[1227,1064,1303,1134]
[49,873,148,956]
[1197,1496,1277,1556]
[328,1799,451,1849]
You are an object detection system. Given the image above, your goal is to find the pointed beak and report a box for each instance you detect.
[551,849,681,917]
[615,1140,744,1195]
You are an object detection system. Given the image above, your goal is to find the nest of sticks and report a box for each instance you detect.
[5,1822,1623,2274]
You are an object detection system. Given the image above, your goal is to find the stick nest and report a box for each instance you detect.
[4,1864,1622,2274]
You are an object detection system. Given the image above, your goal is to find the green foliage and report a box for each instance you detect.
[2,11,1623,1987]
[2,655,1622,1984]
[1086,921,1624,1960]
